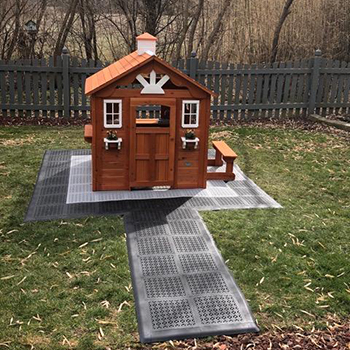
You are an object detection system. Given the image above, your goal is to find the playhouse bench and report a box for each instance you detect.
[84,124,92,143]
[207,141,237,181]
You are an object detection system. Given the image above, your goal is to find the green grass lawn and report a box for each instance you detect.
[0,125,349,349]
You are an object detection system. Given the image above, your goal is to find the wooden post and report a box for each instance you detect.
[308,49,322,115]
[189,51,198,80]
[62,47,70,118]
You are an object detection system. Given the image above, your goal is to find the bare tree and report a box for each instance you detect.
[201,0,232,62]
[270,0,296,63]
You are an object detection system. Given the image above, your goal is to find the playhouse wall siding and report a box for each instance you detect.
[92,96,130,191]
[174,98,205,188]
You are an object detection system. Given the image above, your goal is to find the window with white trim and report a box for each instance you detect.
[182,100,199,128]
[104,99,122,128]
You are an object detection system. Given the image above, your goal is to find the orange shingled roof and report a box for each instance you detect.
[85,51,152,95]
[136,32,157,41]
[85,51,217,97]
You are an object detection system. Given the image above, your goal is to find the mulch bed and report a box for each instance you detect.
[325,114,350,123]
[143,322,350,349]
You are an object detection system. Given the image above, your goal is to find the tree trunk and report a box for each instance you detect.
[174,0,190,61]
[187,0,204,55]
[53,0,79,60]
[201,0,232,62]
[270,0,295,63]
[6,0,22,61]
[79,0,92,59]
[143,0,160,35]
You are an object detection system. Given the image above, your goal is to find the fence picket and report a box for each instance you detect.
[206,61,214,92]
[220,63,228,120]
[329,60,340,115]
[282,61,292,117]
[321,59,334,116]
[241,64,250,119]
[300,59,311,117]
[212,61,220,120]
[289,60,299,116]
[81,58,87,118]
[268,62,279,118]
[8,60,15,118]
[226,63,234,120]
[261,63,270,118]
[41,58,47,118]
[0,60,7,117]
[316,58,326,116]
[336,61,347,114]
[49,57,55,118]
[255,63,264,118]
[17,60,23,117]
[24,59,31,117]
[342,61,350,115]
[56,57,63,118]
[247,64,256,119]
[234,63,242,120]
[32,59,39,118]
[72,57,79,118]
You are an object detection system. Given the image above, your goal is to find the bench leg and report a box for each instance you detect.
[226,160,234,174]
[214,149,223,166]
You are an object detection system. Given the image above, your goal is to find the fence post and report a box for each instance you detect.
[189,51,198,80]
[62,47,70,118]
[308,49,322,115]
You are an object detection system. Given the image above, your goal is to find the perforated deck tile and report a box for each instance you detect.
[125,208,259,343]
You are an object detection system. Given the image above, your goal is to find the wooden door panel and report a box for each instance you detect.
[155,134,169,154]
[130,98,176,187]
[155,160,169,181]
[136,134,151,155]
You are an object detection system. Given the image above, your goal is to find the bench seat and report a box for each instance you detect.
[207,141,237,181]
[84,124,93,143]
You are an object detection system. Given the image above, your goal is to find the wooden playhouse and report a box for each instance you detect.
[84,33,237,191]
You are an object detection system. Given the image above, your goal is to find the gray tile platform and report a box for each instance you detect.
[125,208,259,342]
[25,149,281,222]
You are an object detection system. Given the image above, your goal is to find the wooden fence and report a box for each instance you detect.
[1,50,350,120]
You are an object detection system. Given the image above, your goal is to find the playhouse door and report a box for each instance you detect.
[129,98,176,188]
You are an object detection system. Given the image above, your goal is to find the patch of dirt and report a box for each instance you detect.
[211,130,233,140]
[141,322,350,350]
[0,116,90,126]
[0,135,36,146]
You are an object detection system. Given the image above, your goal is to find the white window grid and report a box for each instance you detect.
[182,100,199,128]
[104,99,122,128]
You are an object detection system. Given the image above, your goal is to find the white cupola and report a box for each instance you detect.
[136,32,157,56]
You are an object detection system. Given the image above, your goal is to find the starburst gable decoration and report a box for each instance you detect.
[136,70,170,94]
